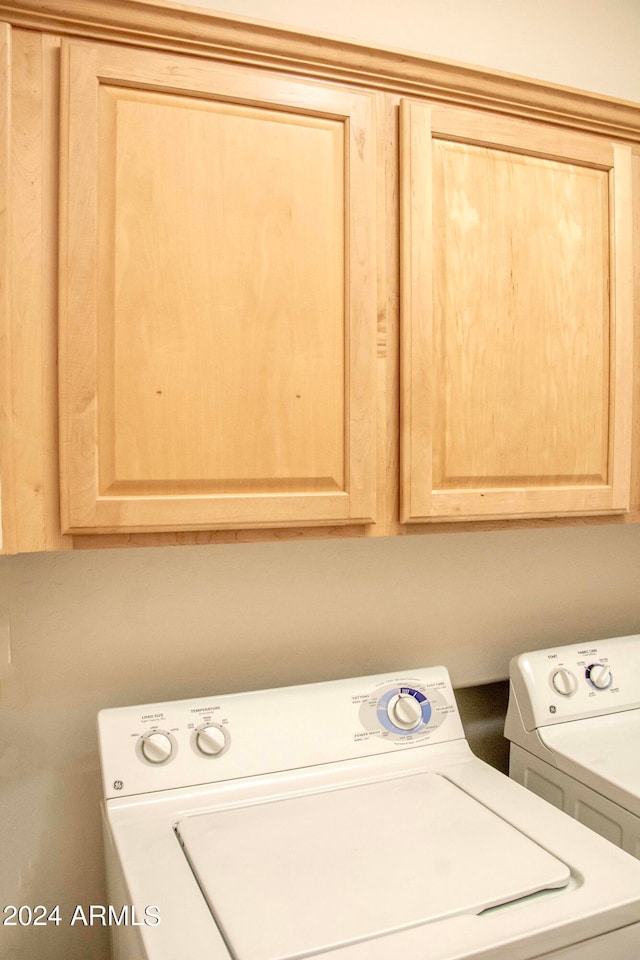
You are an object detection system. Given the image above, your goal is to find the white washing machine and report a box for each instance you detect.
[505,633,640,858]
[98,665,640,960]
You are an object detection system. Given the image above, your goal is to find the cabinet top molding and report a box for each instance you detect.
[1,0,639,140]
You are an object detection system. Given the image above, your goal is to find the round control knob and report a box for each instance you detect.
[387,693,423,730]
[140,731,173,765]
[551,668,578,697]
[587,663,612,690]
[195,724,228,757]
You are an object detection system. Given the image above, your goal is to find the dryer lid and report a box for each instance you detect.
[539,708,640,816]
[176,772,570,960]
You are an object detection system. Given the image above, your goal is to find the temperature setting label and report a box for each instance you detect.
[358,679,450,742]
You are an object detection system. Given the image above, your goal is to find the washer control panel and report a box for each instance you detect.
[508,634,640,731]
[356,675,457,745]
[98,665,464,800]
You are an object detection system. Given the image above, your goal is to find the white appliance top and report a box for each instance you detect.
[177,772,569,960]
[538,710,640,816]
[100,665,640,960]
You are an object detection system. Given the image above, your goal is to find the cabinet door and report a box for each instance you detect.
[400,101,633,522]
[59,42,376,534]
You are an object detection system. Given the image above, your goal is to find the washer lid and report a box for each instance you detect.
[540,709,640,816]
[176,772,570,960]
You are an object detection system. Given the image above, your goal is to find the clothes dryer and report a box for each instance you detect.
[505,633,640,857]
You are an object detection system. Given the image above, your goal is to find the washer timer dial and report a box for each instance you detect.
[375,685,432,736]
[359,678,451,742]
[387,692,423,730]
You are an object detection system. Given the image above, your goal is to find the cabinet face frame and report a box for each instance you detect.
[0,22,10,552]
[400,100,634,523]
[58,41,377,534]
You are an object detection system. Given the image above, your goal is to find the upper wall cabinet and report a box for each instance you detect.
[3,1,639,553]
[58,41,377,534]
[400,101,634,523]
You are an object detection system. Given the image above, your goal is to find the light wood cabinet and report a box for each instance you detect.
[400,100,635,522]
[1,2,639,552]
[58,41,377,533]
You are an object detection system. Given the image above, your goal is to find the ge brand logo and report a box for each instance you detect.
[113,780,124,791]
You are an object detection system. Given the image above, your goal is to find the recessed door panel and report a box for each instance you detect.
[59,42,376,532]
[401,101,633,522]
[432,141,609,489]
